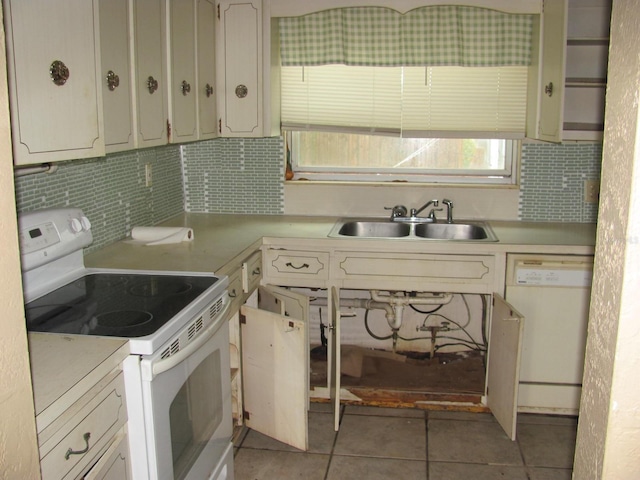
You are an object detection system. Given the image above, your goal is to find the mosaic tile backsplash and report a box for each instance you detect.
[181,137,284,214]
[519,143,602,223]
[14,146,184,253]
[13,137,600,254]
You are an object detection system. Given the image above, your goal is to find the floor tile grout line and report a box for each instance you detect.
[322,405,344,480]
[425,410,430,480]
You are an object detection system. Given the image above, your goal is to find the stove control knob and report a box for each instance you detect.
[70,218,83,233]
[80,216,92,231]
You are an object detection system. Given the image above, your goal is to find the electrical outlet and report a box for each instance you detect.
[145,163,152,187]
[584,179,599,203]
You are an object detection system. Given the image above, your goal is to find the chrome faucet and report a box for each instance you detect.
[442,199,454,223]
[385,205,408,220]
[410,199,439,218]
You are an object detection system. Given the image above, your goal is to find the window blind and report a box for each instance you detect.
[281,65,528,138]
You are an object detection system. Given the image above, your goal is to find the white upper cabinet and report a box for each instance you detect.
[526,0,567,143]
[4,0,105,166]
[197,0,218,140]
[133,0,169,147]
[169,0,198,143]
[99,0,136,153]
[216,0,263,136]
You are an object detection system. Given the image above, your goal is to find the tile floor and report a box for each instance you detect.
[233,404,577,480]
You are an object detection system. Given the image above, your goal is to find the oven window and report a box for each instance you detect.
[169,350,223,480]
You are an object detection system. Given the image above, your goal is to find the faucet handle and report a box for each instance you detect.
[384,205,408,219]
[442,199,454,223]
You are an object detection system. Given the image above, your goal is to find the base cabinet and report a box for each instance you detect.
[83,428,131,480]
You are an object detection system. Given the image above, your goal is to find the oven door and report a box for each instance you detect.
[137,304,233,480]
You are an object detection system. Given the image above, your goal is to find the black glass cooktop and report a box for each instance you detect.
[25,273,219,338]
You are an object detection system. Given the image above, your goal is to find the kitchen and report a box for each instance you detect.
[1,0,639,479]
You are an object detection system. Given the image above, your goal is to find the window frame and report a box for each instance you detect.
[286,131,521,185]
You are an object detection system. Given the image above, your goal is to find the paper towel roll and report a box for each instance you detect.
[130,226,194,245]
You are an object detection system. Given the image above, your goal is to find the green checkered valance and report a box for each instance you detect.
[279,6,533,67]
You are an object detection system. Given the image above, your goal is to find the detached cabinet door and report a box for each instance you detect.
[4,0,104,165]
[240,286,309,450]
[487,294,524,441]
[216,0,262,136]
[329,287,341,431]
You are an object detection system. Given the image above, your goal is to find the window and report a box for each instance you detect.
[279,6,531,185]
[289,132,517,184]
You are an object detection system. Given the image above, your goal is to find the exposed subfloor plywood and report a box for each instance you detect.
[310,344,486,408]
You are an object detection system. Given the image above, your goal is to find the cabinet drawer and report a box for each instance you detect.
[242,251,262,294]
[40,371,127,480]
[83,427,130,480]
[333,252,495,293]
[264,249,329,286]
[226,268,243,316]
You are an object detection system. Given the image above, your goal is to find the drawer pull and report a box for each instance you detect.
[65,432,91,460]
[252,268,261,276]
[229,289,237,298]
[285,262,310,270]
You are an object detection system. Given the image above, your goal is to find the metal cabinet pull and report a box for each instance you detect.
[229,289,237,298]
[106,70,120,91]
[235,84,248,98]
[285,262,309,270]
[252,267,261,276]
[50,60,70,86]
[65,432,91,460]
[181,80,191,96]
[205,83,214,98]
[544,82,554,97]
[147,76,159,94]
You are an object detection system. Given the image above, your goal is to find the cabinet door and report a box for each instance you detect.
[240,286,309,450]
[526,0,567,143]
[329,287,341,431]
[197,0,218,139]
[99,0,136,153]
[133,0,169,147]
[5,0,104,165]
[83,429,131,480]
[169,0,198,142]
[216,0,262,136]
[487,294,524,441]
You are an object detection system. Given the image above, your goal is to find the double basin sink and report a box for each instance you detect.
[328,218,498,242]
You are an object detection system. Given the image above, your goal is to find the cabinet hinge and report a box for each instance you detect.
[218,118,222,134]
[167,120,172,141]
[243,410,250,420]
[217,3,220,19]
[240,313,247,324]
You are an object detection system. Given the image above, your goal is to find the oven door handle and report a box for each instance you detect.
[152,300,231,376]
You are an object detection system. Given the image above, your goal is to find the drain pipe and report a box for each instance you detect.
[310,291,454,330]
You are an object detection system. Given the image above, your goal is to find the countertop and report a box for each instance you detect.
[85,214,597,274]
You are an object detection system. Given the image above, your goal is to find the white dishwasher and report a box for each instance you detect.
[505,254,593,415]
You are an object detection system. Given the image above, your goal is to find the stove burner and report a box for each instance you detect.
[128,277,193,297]
[96,310,154,329]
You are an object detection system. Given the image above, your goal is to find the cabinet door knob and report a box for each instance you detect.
[147,76,159,94]
[106,70,120,91]
[544,82,554,97]
[205,83,214,98]
[235,84,248,98]
[181,80,191,96]
[50,60,70,86]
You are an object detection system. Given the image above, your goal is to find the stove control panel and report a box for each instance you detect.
[18,208,93,272]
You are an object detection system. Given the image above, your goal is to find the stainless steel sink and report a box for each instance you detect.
[415,222,496,241]
[335,220,411,238]
[328,218,498,241]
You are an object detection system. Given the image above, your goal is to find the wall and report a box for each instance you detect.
[14,146,184,253]
[573,0,640,477]
[0,5,40,476]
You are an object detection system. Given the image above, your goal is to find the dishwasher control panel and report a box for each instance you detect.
[515,266,592,287]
